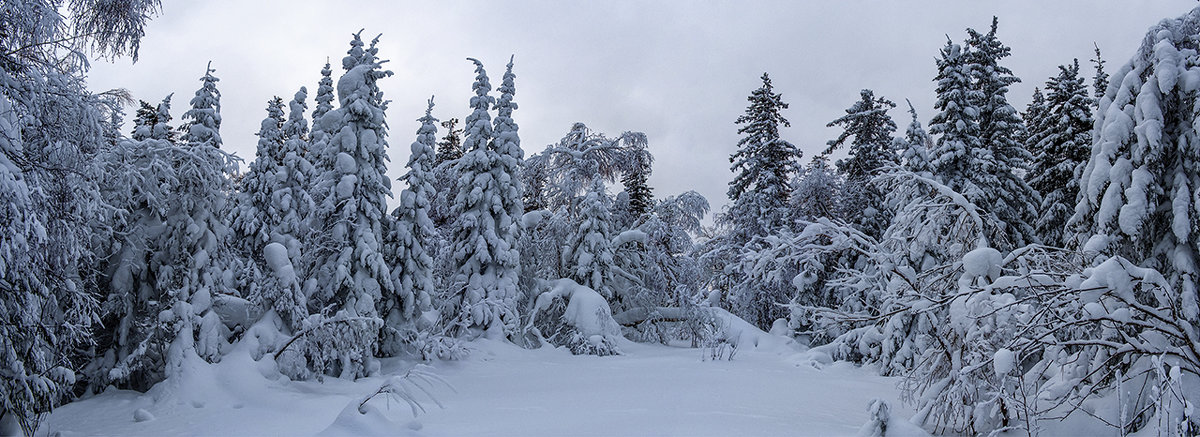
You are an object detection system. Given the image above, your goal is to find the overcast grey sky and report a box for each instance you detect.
[86,1,1195,218]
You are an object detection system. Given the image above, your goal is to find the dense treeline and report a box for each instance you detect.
[5,2,1200,436]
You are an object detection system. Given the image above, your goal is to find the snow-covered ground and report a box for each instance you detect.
[42,339,920,436]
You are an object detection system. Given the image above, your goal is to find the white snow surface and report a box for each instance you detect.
[44,339,914,436]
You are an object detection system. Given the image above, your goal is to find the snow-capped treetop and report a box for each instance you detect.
[283,87,310,142]
[436,118,464,164]
[463,58,495,154]
[492,55,524,225]
[1022,87,1048,149]
[182,62,222,149]
[728,72,800,204]
[1028,60,1092,247]
[824,89,898,181]
[901,99,932,175]
[313,61,335,122]
[619,131,654,221]
[1091,43,1109,108]
[929,40,981,185]
[405,96,438,192]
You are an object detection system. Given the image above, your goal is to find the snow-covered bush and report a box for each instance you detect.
[526,279,623,356]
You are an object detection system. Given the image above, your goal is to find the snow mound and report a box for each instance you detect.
[132,408,155,423]
[318,402,406,436]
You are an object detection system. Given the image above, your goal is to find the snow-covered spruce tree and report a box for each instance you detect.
[304,60,337,221]
[312,60,336,122]
[564,179,623,300]
[964,17,1039,249]
[230,97,286,254]
[706,72,802,330]
[429,117,463,231]
[1028,60,1093,248]
[300,33,395,378]
[824,89,897,239]
[725,72,801,238]
[619,133,654,224]
[492,56,525,286]
[91,95,177,391]
[228,96,310,331]
[278,87,318,258]
[163,62,239,368]
[1091,43,1109,108]
[444,58,522,338]
[928,33,1029,252]
[899,100,933,175]
[1022,87,1049,156]
[379,97,437,356]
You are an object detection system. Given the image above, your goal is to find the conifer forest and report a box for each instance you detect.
[7,1,1200,436]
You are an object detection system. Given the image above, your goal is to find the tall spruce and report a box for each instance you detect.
[964,17,1038,249]
[445,58,521,337]
[824,89,897,238]
[492,55,525,275]
[1028,60,1093,247]
[901,100,933,175]
[167,62,238,367]
[1022,87,1049,152]
[307,32,395,377]
[725,72,802,237]
[711,72,802,329]
[380,97,438,355]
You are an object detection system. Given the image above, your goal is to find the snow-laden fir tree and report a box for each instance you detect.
[380,97,437,356]
[492,56,524,279]
[302,32,396,378]
[445,58,522,337]
[725,72,801,238]
[278,87,319,258]
[312,61,336,122]
[229,96,311,331]
[1021,87,1048,150]
[964,17,1039,249]
[564,178,622,300]
[230,97,286,253]
[429,117,464,230]
[163,62,238,368]
[706,72,802,329]
[620,135,654,223]
[899,100,933,175]
[1027,60,1093,248]
[305,61,337,222]
[824,89,897,238]
[1091,43,1109,108]
[1073,11,1200,322]
[928,32,1032,251]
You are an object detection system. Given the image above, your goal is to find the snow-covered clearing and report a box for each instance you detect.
[43,340,915,436]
